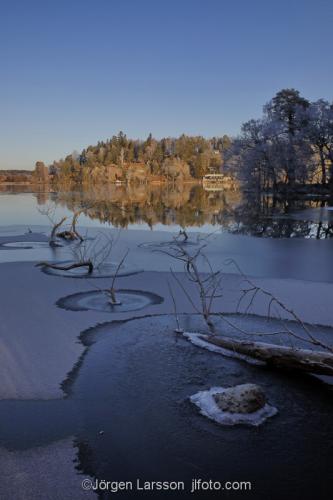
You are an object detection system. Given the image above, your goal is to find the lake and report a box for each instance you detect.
[1,184,333,282]
[1,184,333,500]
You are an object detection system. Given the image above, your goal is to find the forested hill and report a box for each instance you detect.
[50,133,232,184]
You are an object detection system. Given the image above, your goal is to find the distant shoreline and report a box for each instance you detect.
[0,179,202,187]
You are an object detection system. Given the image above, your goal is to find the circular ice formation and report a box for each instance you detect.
[190,386,277,427]
[40,261,142,279]
[0,241,50,250]
[56,289,163,312]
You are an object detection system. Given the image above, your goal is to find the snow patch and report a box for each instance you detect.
[190,387,278,427]
[183,332,265,366]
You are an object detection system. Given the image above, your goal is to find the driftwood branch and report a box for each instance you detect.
[200,334,333,376]
[36,261,93,274]
[57,210,84,242]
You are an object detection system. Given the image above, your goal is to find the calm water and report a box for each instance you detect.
[1,184,333,237]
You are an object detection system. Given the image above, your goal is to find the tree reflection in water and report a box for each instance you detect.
[231,192,333,239]
[24,183,333,239]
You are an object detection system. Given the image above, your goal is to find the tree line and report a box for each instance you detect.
[0,170,33,183]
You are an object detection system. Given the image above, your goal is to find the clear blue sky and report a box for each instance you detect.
[1,0,332,169]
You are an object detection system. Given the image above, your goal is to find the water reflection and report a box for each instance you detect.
[230,193,333,239]
[53,185,333,239]
[1,183,333,238]
[53,184,241,229]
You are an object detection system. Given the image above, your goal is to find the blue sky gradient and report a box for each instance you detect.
[1,0,333,169]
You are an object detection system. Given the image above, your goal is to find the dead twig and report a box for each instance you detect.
[167,280,184,333]
[224,258,333,354]
[106,249,129,305]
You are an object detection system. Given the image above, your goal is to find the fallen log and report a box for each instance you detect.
[36,261,94,274]
[198,334,333,376]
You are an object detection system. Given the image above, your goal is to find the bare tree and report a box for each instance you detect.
[303,100,333,185]
[164,242,333,376]
[71,230,120,270]
[158,240,223,334]
[86,248,129,307]
[37,205,66,246]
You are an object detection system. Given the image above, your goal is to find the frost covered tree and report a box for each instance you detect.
[226,89,331,191]
[302,100,333,185]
